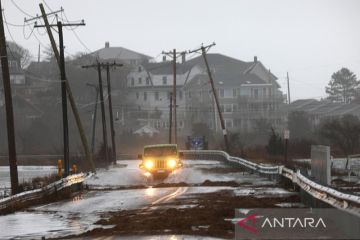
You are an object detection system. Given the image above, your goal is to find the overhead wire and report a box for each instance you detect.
[10,0,34,18]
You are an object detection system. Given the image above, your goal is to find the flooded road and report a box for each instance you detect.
[0,159,295,239]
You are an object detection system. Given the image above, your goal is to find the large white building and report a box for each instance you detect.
[126,60,193,131]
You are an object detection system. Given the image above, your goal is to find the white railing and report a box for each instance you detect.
[182,150,360,217]
[0,173,89,213]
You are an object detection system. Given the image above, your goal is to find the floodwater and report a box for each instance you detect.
[0,159,289,239]
[0,166,57,194]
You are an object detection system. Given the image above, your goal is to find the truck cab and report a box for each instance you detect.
[138,144,183,176]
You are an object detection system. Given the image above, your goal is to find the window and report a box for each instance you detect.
[179,90,183,100]
[138,77,142,84]
[263,88,266,97]
[143,92,147,101]
[253,88,259,98]
[155,92,159,101]
[219,88,224,98]
[138,66,142,72]
[146,77,150,85]
[162,76,167,85]
[225,119,233,128]
[136,92,139,99]
[233,89,237,98]
[224,104,233,113]
[131,77,134,86]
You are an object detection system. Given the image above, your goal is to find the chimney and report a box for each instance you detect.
[254,56,258,63]
[162,56,166,62]
[105,42,110,48]
[181,52,186,64]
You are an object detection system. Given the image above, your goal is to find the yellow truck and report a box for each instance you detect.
[138,144,183,176]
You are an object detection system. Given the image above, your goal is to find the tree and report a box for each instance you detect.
[288,111,312,139]
[266,128,284,155]
[42,45,56,62]
[325,68,359,103]
[6,41,32,68]
[319,115,360,156]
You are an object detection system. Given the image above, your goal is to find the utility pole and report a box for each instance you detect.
[189,43,230,153]
[168,92,173,144]
[82,62,122,164]
[57,21,69,177]
[97,62,108,163]
[31,4,96,173]
[0,0,19,194]
[105,63,123,163]
[87,83,99,155]
[162,49,186,144]
[287,72,291,104]
[38,44,40,62]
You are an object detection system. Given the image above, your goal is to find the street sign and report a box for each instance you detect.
[284,130,290,139]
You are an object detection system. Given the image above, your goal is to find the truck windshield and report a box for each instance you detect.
[144,146,177,157]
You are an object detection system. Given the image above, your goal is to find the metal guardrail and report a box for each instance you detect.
[0,173,88,213]
[183,150,360,217]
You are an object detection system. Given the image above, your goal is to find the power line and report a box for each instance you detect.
[10,0,34,18]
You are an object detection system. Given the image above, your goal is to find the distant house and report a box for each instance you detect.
[133,125,160,137]
[90,42,152,65]
[0,50,26,105]
[183,54,285,133]
[285,99,360,127]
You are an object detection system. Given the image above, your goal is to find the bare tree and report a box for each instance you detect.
[6,41,32,68]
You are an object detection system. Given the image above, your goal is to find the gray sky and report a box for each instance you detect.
[3,0,360,100]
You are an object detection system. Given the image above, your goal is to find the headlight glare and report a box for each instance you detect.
[167,159,177,168]
[144,160,154,169]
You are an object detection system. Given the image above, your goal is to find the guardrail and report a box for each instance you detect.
[0,173,88,214]
[182,150,360,217]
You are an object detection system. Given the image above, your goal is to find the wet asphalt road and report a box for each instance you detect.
[0,159,288,239]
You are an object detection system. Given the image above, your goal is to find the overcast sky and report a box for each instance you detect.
[3,0,360,100]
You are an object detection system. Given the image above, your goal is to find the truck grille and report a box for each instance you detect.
[155,159,166,169]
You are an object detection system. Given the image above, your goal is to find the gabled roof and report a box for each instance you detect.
[184,53,268,86]
[287,99,360,117]
[91,46,152,61]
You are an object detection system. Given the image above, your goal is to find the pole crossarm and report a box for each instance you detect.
[162,50,187,58]
[188,42,216,54]
[24,7,63,23]
[34,22,85,28]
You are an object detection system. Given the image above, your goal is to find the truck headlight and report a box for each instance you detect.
[167,159,177,168]
[144,160,154,169]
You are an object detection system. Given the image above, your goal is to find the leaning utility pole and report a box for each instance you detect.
[31,4,95,172]
[105,63,123,163]
[162,49,186,144]
[287,72,291,104]
[189,43,230,153]
[0,0,19,194]
[168,92,173,144]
